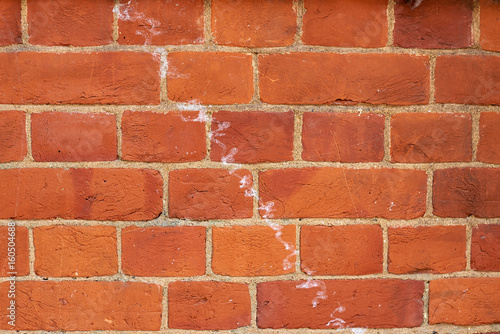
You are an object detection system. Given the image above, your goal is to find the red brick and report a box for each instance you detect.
[0,52,160,105]
[391,113,472,163]
[435,55,500,105]
[169,169,253,220]
[0,110,26,162]
[169,281,251,330]
[212,225,296,276]
[259,53,430,105]
[118,0,204,45]
[257,279,424,328]
[388,225,466,274]
[259,168,427,219]
[480,0,500,51]
[0,281,162,330]
[167,52,253,104]
[394,0,473,49]
[433,168,500,218]
[0,225,29,276]
[0,0,21,46]
[211,111,294,163]
[0,168,163,220]
[477,112,500,163]
[31,112,117,162]
[212,0,296,47]
[472,224,500,271]
[34,225,117,277]
[301,225,383,275]
[302,0,387,47]
[122,226,205,276]
[122,110,206,162]
[302,112,384,162]
[28,0,113,46]
[429,278,500,325]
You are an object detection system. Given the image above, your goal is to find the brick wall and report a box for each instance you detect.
[0,0,499,332]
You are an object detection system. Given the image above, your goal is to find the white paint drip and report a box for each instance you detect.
[351,328,367,334]
[176,100,207,123]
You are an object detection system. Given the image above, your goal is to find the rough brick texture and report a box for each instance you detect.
[0,0,21,45]
[0,52,160,105]
[212,0,296,47]
[33,225,117,277]
[302,0,388,47]
[301,225,383,275]
[121,110,206,162]
[388,225,466,274]
[259,168,427,219]
[169,281,251,330]
[122,226,206,276]
[429,278,500,325]
[0,110,26,162]
[480,0,500,51]
[212,225,296,276]
[472,224,500,271]
[259,53,430,105]
[0,168,163,220]
[391,113,472,163]
[477,112,500,163]
[211,111,294,163]
[169,168,253,220]
[433,168,500,218]
[31,112,117,162]
[394,0,473,49]
[257,280,424,329]
[28,0,113,46]
[302,112,385,162]
[0,281,162,330]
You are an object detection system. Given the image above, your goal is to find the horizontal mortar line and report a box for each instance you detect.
[2,217,499,228]
[1,103,500,113]
[3,270,500,284]
[0,161,498,170]
[0,43,499,56]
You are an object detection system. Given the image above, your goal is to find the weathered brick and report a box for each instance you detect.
[429,278,500,325]
[169,281,251,330]
[259,53,430,105]
[0,168,163,221]
[480,0,500,51]
[259,168,427,219]
[169,169,253,220]
[302,112,384,162]
[211,111,294,163]
[212,225,296,276]
[0,110,26,162]
[391,113,472,163]
[257,280,424,328]
[472,224,500,271]
[31,112,117,162]
[121,110,206,162]
[34,225,117,277]
[0,0,21,46]
[122,226,206,276]
[477,112,500,163]
[433,168,500,218]
[0,52,160,105]
[388,225,466,274]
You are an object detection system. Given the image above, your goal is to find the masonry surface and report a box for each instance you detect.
[0,0,499,333]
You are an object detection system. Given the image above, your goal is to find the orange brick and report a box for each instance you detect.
[31,112,117,162]
[211,111,294,163]
[121,110,206,162]
[212,225,296,276]
[477,112,500,163]
[212,0,296,47]
[0,110,26,162]
[302,112,384,162]
[0,0,21,46]
[388,225,466,274]
[34,225,117,277]
[0,281,162,330]
[167,52,253,104]
[122,226,206,277]
[480,0,500,51]
[303,0,388,47]
[0,225,29,276]
[169,281,251,330]
[472,224,500,271]
[28,0,113,46]
[301,225,383,275]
